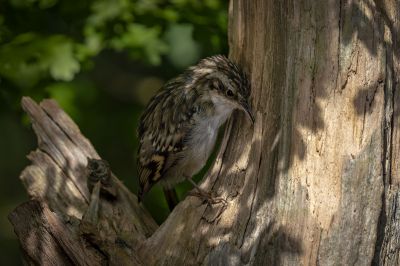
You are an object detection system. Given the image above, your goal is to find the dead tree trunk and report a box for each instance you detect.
[9,0,400,265]
[228,0,399,265]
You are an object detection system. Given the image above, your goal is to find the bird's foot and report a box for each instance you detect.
[188,190,227,206]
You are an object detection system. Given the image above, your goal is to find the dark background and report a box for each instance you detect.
[0,0,228,264]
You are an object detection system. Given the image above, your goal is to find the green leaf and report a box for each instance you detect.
[164,24,200,68]
[88,0,132,27]
[0,34,80,87]
[48,40,80,81]
[110,23,168,65]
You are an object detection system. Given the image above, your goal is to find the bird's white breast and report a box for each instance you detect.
[182,97,235,177]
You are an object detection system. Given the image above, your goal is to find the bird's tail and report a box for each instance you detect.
[163,188,179,211]
[137,181,151,203]
[137,189,144,203]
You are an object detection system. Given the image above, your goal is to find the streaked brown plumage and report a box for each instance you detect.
[137,55,253,204]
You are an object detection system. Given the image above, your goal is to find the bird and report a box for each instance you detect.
[136,55,254,208]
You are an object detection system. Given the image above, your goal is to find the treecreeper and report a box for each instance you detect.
[137,55,254,209]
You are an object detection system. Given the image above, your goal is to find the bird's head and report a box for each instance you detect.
[187,55,254,124]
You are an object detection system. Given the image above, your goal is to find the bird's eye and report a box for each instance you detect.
[226,89,234,97]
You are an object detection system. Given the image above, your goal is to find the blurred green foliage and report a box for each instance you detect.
[0,0,228,264]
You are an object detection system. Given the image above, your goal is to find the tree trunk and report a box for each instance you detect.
[9,0,400,265]
[229,0,399,264]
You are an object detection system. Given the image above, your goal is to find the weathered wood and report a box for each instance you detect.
[9,0,400,265]
[9,200,104,266]
[11,97,157,265]
[228,0,400,265]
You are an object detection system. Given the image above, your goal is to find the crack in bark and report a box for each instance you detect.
[373,37,395,265]
[238,156,260,251]
[336,0,343,93]
[37,147,90,205]
[341,43,360,92]
[360,80,381,147]
[41,106,87,157]
[238,124,264,251]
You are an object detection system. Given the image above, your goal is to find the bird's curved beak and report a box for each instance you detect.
[240,101,255,125]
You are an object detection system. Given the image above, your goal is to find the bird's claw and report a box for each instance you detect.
[188,190,227,206]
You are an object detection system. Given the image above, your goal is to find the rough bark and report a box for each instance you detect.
[227,0,399,264]
[9,0,400,265]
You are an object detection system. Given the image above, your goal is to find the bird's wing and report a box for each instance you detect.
[137,81,200,200]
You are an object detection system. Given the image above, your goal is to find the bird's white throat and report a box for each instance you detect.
[210,93,236,127]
